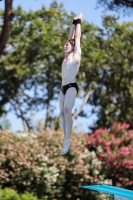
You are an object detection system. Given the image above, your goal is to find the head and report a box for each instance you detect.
[64,39,75,54]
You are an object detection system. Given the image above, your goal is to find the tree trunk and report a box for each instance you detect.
[44,102,50,129]
[15,95,30,131]
[22,118,28,132]
[0,0,14,56]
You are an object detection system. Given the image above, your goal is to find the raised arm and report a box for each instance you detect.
[68,24,75,40]
[74,13,83,56]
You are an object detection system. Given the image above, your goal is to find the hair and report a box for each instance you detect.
[66,39,75,47]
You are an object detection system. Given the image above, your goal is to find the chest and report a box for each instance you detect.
[62,57,76,70]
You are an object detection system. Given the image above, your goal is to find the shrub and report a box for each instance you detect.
[86,122,133,189]
[0,130,111,199]
[21,192,38,200]
[0,187,20,200]
[0,187,40,200]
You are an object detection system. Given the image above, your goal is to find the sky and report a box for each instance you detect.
[1,0,133,133]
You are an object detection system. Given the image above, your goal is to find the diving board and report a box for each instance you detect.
[82,184,133,200]
[114,197,133,200]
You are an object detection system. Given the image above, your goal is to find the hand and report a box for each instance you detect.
[74,12,83,20]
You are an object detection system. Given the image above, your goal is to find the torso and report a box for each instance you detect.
[61,53,81,86]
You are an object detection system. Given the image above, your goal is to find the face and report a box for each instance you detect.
[64,42,73,54]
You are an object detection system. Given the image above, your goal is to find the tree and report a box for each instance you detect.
[96,0,133,15]
[0,113,11,130]
[80,15,133,130]
[0,2,73,130]
[0,0,13,56]
[1,3,133,132]
[0,2,98,132]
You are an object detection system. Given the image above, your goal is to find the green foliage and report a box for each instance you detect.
[81,15,133,130]
[0,188,20,200]
[1,1,133,131]
[0,187,20,200]
[0,1,73,130]
[21,192,38,200]
[0,187,39,200]
[0,130,111,200]
[0,114,11,130]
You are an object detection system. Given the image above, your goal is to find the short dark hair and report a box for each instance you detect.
[66,39,75,47]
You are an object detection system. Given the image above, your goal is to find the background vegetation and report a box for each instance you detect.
[1,1,133,132]
[0,1,133,200]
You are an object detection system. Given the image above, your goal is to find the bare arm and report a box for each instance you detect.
[74,23,81,56]
[74,13,83,56]
[68,24,75,40]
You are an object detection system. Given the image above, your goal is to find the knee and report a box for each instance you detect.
[60,110,64,118]
[64,106,71,115]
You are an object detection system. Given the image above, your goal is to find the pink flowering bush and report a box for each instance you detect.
[86,122,133,189]
[0,129,110,200]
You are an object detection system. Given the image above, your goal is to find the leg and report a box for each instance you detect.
[62,87,77,155]
[58,91,66,138]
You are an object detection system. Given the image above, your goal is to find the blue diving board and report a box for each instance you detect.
[82,184,133,199]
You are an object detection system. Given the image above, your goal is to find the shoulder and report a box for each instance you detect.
[73,51,81,61]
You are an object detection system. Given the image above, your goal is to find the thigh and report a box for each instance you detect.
[64,87,77,112]
[58,91,65,113]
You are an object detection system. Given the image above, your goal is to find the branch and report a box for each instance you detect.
[97,0,133,10]
[0,0,14,56]
[114,0,133,7]
[72,87,94,120]
[10,96,30,131]
[110,95,117,104]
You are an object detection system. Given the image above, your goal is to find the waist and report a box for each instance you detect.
[61,83,78,89]
[62,78,76,86]
[62,82,77,87]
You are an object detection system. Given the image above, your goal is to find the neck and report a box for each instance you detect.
[64,51,73,58]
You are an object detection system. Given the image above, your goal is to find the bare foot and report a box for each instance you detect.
[61,140,71,155]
